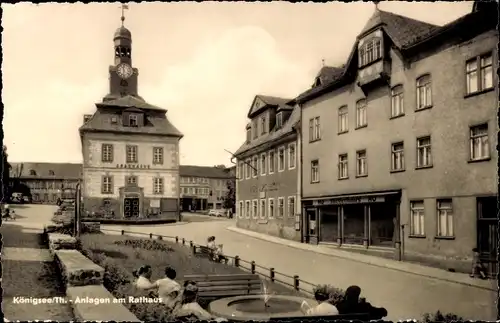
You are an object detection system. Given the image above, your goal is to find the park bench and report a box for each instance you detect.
[184,273,262,299]
[192,245,228,264]
[269,313,371,322]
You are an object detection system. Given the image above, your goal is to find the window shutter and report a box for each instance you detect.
[137,113,144,127]
[110,145,114,162]
[160,178,164,194]
[101,144,106,162]
[122,112,130,126]
[110,175,114,193]
[101,175,106,194]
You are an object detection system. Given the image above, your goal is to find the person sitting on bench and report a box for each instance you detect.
[153,266,182,310]
[207,236,227,263]
[174,281,227,321]
[336,285,387,319]
[133,265,156,291]
[301,287,339,316]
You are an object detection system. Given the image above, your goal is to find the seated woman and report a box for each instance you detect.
[207,236,228,263]
[301,287,339,316]
[133,265,157,292]
[336,285,387,320]
[174,281,227,322]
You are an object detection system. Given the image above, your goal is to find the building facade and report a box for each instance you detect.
[234,95,302,241]
[79,20,183,221]
[10,162,81,204]
[179,165,234,211]
[297,4,498,272]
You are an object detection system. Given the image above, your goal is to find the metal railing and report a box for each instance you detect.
[100,228,317,296]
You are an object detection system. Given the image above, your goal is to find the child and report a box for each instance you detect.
[470,248,487,279]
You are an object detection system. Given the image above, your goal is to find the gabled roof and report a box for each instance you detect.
[179,165,234,179]
[97,95,166,112]
[247,95,292,118]
[235,104,300,157]
[10,162,82,180]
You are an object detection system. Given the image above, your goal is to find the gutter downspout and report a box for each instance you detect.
[297,103,304,243]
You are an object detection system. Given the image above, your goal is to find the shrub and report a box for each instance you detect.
[114,239,174,252]
[314,284,346,306]
[422,310,464,322]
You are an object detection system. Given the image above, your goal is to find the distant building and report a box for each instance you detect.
[79,19,183,220]
[296,4,497,272]
[9,162,81,204]
[179,165,234,211]
[234,95,301,241]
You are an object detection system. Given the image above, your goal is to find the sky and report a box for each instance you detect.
[2,1,471,167]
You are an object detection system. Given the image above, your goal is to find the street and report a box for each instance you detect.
[7,205,496,321]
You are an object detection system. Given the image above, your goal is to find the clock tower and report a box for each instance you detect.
[103,7,140,102]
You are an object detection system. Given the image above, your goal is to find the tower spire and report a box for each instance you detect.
[120,3,129,27]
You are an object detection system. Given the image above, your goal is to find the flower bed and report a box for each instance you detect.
[79,233,300,322]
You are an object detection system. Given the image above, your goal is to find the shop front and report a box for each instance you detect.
[302,190,401,251]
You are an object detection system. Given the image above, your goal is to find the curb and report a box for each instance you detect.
[226,227,496,292]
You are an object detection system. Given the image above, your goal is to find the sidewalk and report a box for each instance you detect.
[227,226,496,291]
[1,223,74,321]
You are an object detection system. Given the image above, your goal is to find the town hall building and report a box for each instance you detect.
[79,13,183,221]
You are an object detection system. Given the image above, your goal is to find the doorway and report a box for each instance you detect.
[319,206,339,243]
[477,196,498,277]
[124,197,140,218]
[305,208,318,244]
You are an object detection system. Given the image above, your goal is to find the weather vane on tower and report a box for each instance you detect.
[120,3,129,27]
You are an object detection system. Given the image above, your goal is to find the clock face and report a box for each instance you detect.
[116,63,133,80]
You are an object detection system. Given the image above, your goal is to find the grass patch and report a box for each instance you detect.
[80,233,302,321]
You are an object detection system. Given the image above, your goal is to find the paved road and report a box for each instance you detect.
[103,218,497,321]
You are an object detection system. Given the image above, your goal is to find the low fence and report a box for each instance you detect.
[100,228,317,296]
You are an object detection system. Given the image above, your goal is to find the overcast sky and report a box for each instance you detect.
[2,1,471,166]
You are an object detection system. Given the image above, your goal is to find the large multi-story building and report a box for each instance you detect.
[79,17,183,220]
[296,3,497,272]
[9,162,81,204]
[234,95,302,241]
[179,165,234,211]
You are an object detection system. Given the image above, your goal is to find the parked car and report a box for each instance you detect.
[22,196,31,203]
[208,209,225,217]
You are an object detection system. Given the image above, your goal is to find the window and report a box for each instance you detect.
[416,137,432,168]
[276,113,283,129]
[153,177,164,194]
[359,37,382,66]
[277,197,285,217]
[338,154,348,179]
[261,116,267,135]
[129,114,138,127]
[239,162,244,181]
[127,175,137,185]
[410,201,425,236]
[102,175,113,194]
[252,120,258,139]
[356,150,367,177]
[268,198,275,218]
[287,196,295,217]
[239,201,244,218]
[260,199,266,219]
[252,200,258,219]
[391,85,404,117]
[288,143,296,170]
[355,100,367,128]
[246,159,251,179]
[29,169,37,176]
[470,124,490,161]
[268,150,275,174]
[309,117,321,141]
[391,142,405,171]
[246,128,251,143]
[102,144,113,163]
[278,147,285,172]
[245,201,251,219]
[466,53,493,94]
[260,153,267,175]
[48,170,55,176]
[126,145,138,163]
[311,160,320,183]
[338,106,348,133]
[416,75,432,110]
[111,116,118,124]
[153,147,164,165]
[252,156,258,177]
[437,199,453,237]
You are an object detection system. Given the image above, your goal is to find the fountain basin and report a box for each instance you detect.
[208,295,316,321]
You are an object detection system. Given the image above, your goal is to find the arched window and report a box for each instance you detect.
[355,99,367,128]
[359,37,382,67]
[391,85,404,117]
[29,169,37,176]
[416,74,432,110]
[48,170,55,176]
[338,105,349,133]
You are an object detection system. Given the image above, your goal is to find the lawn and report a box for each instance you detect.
[79,233,303,321]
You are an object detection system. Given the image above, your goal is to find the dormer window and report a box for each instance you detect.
[129,114,138,127]
[359,37,382,67]
[252,120,258,139]
[111,116,118,124]
[48,170,55,176]
[29,170,37,176]
[276,112,283,129]
[260,116,267,135]
[314,77,322,87]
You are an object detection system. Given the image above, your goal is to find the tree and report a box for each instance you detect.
[1,145,11,203]
[223,179,235,211]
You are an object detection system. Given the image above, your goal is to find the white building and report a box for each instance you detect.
[79,19,183,221]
